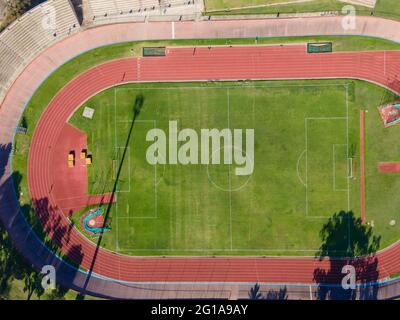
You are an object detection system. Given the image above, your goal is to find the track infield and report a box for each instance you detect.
[66,79,399,256]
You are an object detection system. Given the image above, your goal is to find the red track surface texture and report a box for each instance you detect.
[52,124,115,215]
[378,162,400,173]
[28,45,400,284]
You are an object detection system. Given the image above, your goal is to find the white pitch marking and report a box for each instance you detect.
[332,144,348,192]
[296,149,307,187]
[112,83,354,252]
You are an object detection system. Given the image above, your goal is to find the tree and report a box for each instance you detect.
[23,269,45,300]
[44,284,69,300]
[0,224,14,299]
[1,1,31,31]
[313,211,381,300]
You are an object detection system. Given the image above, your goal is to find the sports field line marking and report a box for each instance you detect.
[113,89,159,252]
[296,149,307,187]
[114,89,119,250]
[115,146,131,193]
[347,157,353,179]
[154,120,158,224]
[114,104,158,209]
[115,247,351,253]
[112,83,353,252]
[116,120,157,123]
[305,117,347,120]
[305,117,308,216]
[359,110,366,226]
[116,216,157,220]
[114,83,352,91]
[345,85,352,251]
[305,84,350,219]
[332,144,337,191]
[205,0,319,13]
[332,144,349,192]
[345,85,351,214]
[305,114,348,218]
[305,118,341,218]
[227,88,233,251]
[114,147,157,217]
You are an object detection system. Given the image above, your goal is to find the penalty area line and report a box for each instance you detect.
[359,110,366,225]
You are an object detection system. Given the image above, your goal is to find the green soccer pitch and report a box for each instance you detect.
[68,79,400,256]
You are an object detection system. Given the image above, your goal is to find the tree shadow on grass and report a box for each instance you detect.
[313,211,381,300]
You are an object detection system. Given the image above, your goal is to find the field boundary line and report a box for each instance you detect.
[305,115,348,218]
[346,85,351,213]
[113,84,353,251]
[227,88,233,251]
[115,146,131,193]
[332,144,349,192]
[206,0,318,13]
[114,88,159,252]
[114,89,119,251]
[296,149,307,187]
[115,248,350,253]
[360,110,366,225]
[114,83,352,91]
[116,120,157,123]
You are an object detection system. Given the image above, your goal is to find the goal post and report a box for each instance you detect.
[142,47,166,57]
[307,42,333,54]
[348,157,355,179]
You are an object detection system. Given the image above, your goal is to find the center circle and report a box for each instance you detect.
[206,146,253,192]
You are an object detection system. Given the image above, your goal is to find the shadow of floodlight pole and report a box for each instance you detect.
[81,94,144,294]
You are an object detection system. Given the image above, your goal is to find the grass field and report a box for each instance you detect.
[1,278,100,300]
[204,0,400,21]
[67,79,400,256]
[205,0,365,14]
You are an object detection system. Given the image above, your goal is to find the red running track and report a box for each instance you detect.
[28,45,400,284]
